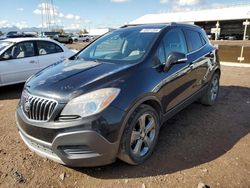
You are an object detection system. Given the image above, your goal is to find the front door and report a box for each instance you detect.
[155,28,194,112]
[0,41,39,85]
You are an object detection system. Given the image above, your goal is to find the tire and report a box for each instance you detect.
[118,104,160,165]
[69,39,73,44]
[200,73,220,106]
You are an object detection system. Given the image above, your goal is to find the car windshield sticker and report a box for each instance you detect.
[140,29,161,33]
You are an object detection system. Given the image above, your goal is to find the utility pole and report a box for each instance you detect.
[41,0,56,31]
[243,19,249,40]
[238,20,249,63]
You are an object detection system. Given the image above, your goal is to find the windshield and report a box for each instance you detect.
[0,41,12,52]
[77,28,161,64]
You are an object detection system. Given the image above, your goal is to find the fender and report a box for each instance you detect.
[116,93,163,145]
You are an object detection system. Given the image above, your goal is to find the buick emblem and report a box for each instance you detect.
[22,93,31,113]
[24,100,31,113]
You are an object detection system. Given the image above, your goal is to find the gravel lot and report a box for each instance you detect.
[0,65,250,188]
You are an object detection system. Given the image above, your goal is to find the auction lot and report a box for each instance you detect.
[0,64,249,187]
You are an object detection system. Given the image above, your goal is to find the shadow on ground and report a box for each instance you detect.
[0,83,24,100]
[0,84,249,179]
[74,86,250,179]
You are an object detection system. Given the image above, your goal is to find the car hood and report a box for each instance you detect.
[26,59,133,103]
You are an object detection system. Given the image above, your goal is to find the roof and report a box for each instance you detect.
[122,23,202,32]
[130,4,250,25]
[2,37,55,43]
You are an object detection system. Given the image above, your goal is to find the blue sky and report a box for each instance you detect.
[0,0,246,29]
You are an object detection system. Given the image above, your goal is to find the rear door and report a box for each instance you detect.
[36,41,66,69]
[0,41,39,85]
[184,29,213,92]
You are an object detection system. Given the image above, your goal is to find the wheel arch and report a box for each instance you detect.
[117,95,163,144]
[214,68,221,77]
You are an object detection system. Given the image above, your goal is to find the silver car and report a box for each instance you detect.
[0,38,75,87]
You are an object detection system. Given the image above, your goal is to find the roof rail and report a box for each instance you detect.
[170,22,177,25]
[120,23,174,28]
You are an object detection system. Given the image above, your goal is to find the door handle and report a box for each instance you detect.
[29,60,37,64]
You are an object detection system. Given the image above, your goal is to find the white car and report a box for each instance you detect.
[78,35,91,42]
[0,38,75,87]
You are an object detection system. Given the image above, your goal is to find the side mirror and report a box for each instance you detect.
[164,52,187,72]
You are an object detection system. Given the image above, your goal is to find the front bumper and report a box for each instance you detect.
[16,105,125,167]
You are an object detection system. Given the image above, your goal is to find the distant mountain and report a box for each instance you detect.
[0,26,115,35]
[0,26,84,34]
[0,26,42,34]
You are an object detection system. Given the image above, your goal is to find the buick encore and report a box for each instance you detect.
[16,23,220,167]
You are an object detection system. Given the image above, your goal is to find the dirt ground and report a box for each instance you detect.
[66,42,89,51]
[0,65,250,188]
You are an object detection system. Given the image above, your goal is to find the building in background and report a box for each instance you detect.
[129,3,250,40]
[87,28,115,37]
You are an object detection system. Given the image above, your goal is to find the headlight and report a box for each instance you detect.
[61,88,120,118]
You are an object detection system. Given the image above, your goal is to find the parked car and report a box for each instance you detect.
[7,33,37,38]
[6,31,18,37]
[0,38,75,86]
[0,32,38,40]
[54,34,74,44]
[40,31,61,39]
[78,35,91,42]
[16,23,220,167]
[71,35,79,42]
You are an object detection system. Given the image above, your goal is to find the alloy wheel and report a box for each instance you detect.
[210,76,219,101]
[130,113,156,157]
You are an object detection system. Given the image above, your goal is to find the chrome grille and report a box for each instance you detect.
[21,91,57,121]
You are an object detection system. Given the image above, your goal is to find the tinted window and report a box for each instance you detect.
[163,28,187,58]
[200,33,207,45]
[2,42,35,59]
[37,41,63,55]
[185,29,204,52]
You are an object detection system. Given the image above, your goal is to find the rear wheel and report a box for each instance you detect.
[200,73,220,106]
[118,104,160,165]
[69,39,73,44]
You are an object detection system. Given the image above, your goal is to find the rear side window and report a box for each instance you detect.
[200,34,207,45]
[184,29,204,52]
[37,41,63,55]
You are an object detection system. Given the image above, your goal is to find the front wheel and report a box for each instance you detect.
[118,104,160,165]
[200,73,220,106]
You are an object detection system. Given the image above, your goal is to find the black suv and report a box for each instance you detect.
[16,23,220,167]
